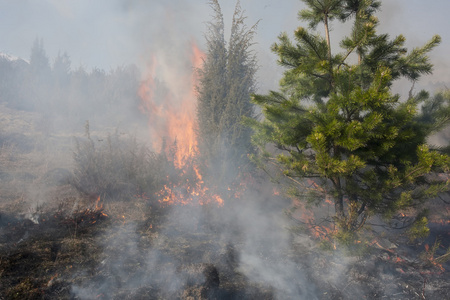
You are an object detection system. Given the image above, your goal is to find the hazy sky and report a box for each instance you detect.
[1,0,449,92]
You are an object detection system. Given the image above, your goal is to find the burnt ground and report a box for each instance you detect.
[1,105,450,300]
[0,195,449,300]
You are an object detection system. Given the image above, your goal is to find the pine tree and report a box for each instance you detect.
[197,0,228,173]
[249,0,450,239]
[53,51,71,87]
[196,0,257,187]
[27,38,52,111]
[30,38,50,75]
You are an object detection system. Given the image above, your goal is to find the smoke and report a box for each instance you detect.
[1,1,449,299]
[71,222,190,298]
[3,1,449,95]
[70,184,318,299]
[226,192,317,299]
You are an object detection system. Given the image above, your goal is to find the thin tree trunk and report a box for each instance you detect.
[356,11,363,86]
[324,14,334,87]
[324,15,332,61]
[334,177,345,219]
[335,194,345,218]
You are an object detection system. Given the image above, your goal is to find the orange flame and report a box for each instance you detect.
[94,196,103,211]
[138,43,202,168]
[139,41,224,206]
[91,196,107,217]
[394,256,404,263]
[142,41,203,168]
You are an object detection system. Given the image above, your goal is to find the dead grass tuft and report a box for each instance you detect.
[71,125,165,203]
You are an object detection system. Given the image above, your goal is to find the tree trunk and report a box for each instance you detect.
[324,14,334,87]
[334,176,345,219]
[324,15,332,61]
[335,193,345,219]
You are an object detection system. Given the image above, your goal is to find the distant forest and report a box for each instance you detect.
[0,39,143,131]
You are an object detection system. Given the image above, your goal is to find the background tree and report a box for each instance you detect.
[196,0,257,188]
[52,51,72,87]
[30,38,50,75]
[27,38,52,111]
[0,40,142,132]
[249,0,450,241]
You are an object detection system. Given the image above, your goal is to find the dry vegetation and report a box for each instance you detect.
[1,106,450,299]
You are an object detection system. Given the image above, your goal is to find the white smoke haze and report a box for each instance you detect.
[2,1,449,92]
[1,1,450,299]
[69,186,319,299]
[71,222,190,298]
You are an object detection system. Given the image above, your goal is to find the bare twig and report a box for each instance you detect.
[422,277,427,299]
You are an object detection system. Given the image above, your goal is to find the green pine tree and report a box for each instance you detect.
[248,0,450,239]
[196,0,257,187]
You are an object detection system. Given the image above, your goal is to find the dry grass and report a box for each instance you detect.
[71,125,165,203]
[1,105,450,299]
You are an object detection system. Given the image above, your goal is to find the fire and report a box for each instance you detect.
[92,196,108,217]
[423,243,446,273]
[156,166,224,206]
[139,41,203,166]
[138,51,199,168]
[273,187,280,196]
[47,273,59,287]
[394,256,404,263]
[306,179,326,194]
[292,198,336,243]
[139,41,224,206]
[431,219,450,226]
[94,196,103,211]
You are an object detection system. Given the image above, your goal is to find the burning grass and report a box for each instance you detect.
[1,184,450,298]
[0,195,274,299]
[1,106,450,299]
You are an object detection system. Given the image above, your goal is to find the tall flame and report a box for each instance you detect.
[139,41,223,206]
[139,41,204,168]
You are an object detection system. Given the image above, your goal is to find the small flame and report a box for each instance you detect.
[394,256,404,263]
[273,188,280,196]
[94,196,103,211]
[47,273,59,287]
